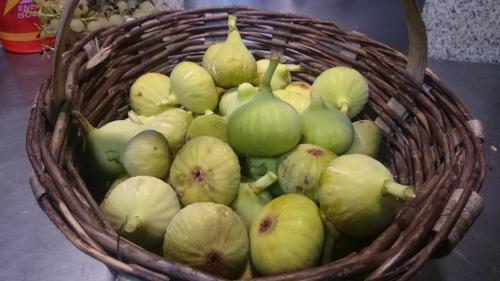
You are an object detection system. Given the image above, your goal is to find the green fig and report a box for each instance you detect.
[202,16,256,88]
[100,176,180,251]
[278,144,336,202]
[144,108,193,153]
[250,194,324,275]
[186,110,228,143]
[344,120,383,157]
[227,57,302,157]
[121,130,171,179]
[319,154,416,238]
[167,62,219,114]
[129,73,174,116]
[301,95,354,155]
[163,202,249,279]
[169,136,241,206]
[312,66,369,118]
[273,81,311,113]
[231,172,277,229]
[254,59,301,90]
[202,43,221,68]
[218,83,257,116]
[73,111,142,176]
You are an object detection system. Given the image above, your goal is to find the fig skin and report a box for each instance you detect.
[227,57,302,157]
[278,144,336,202]
[163,202,249,279]
[203,16,256,88]
[344,120,383,157]
[250,194,324,276]
[169,136,241,206]
[100,176,180,252]
[319,154,415,238]
[312,66,369,119]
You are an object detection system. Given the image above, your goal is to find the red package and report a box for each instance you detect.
[0,0,44,53]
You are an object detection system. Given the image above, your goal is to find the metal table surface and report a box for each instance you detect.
[1,1,499,280]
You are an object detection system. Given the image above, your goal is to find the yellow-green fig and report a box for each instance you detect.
[169,136,241,206]
[227,58,302,157]
[186,110,228,143]
[218,83,257,116]
[301,95,354,155]
[278,144,336,202]
[319,154,416,238]
[312,66,369,118]
[250,194,324,275]
[121,130,171,179]
[168,62,219,114]
[231,172,277,229]
[144,108,193,153]
[163,202,249,279]
[344,120,383,157]
[254,59,301,90]
[273,81,311,113]
[73,111,142,176]
[100,176,180,251]
[202,16,256,88]
[130,73,174,116]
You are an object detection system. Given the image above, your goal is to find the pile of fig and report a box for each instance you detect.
[74,16,416,279]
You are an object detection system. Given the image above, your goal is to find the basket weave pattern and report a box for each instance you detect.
[26,6,485,281]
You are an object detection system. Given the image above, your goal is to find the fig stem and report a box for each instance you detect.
[260,57,280,92]
[156,95,177,106]
[381,179,416,201]
[127,110,144,125]
[228,15,237,32]
[285,64,301,72]
[123,216,142,233]
[72,110,95,134]
[339,101,350,116]
[249,171,278,195]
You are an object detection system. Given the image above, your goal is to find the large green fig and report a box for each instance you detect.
[278,144,336,202]
[218,83,257,116]
[168,61,219,114]
[144,108,193,153]
[319,154,415,238]
[253,59,301,90]
[250,194,324,275]
[231,172,277,229]
[202,16,256,88]
[227,58,302,157]
[129,72,174,116]
[312,66,369,118]
[169,136,241,206]
[163,202,249,279]
[344,120,383,157]
[100,176,180,251]
[301,95,354,155]
[273,81,311,113]
[73,111,142,176]
[121,130,171,179]
[186,110,228,143]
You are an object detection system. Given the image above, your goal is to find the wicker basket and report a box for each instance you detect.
[26,0,486,280]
